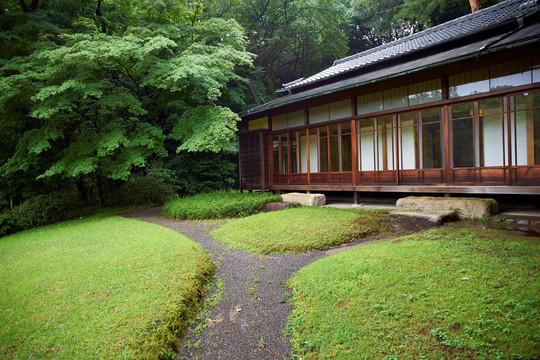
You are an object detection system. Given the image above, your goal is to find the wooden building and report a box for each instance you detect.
[238,0,540,200]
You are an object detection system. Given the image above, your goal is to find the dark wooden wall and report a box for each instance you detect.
[239,130,269,191]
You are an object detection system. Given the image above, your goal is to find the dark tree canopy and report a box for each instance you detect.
[0,0,504,209]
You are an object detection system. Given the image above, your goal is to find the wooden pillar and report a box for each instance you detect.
[444,105,451,184]
[353,191,360,205]
[351,119,358,186]
[259,131,266,193]
[238,135,243,192]
[507,95,513,185]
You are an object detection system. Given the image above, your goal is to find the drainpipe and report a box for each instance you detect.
[469,0,482,12]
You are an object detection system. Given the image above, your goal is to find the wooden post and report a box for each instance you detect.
[444,106,450,184]
[259,131,266,193]
[351,119,358,186]
[238,135,243,192]
[354,191,360,205]
[507,95,513,185]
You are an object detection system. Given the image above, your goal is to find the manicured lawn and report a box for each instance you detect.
[287,228,540,359]
[0,217,213,360]
[162,191,282,220]
[211,207,390,254]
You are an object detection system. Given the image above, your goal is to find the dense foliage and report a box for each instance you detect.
[162,191,281,220]
[0,0,505,232]
[0,1,251,213]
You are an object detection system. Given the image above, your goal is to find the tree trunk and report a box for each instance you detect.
[248,81,261,106]
[19,0,28,12]
[96,172,106,206]
[267,74,278,99]
[76,180,96,207]
[30,0,39,11]
[95,0,107,33]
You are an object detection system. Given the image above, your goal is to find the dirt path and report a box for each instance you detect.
[124,208,421,359]
[125,207,327,359]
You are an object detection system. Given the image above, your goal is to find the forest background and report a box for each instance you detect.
[0,0,503,233]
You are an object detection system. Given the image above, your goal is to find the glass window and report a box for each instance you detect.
[329,100,352,120]
[513,91,540,165]
[308,128,319,172]
[341,128,352,172]
[272,136,279,174]
[383,86,408,110]
[318,126,329,172]
[490,58,531,91]
[357,92,383,116]
[330,135,340,172]
[288,110,305,128]
[377,117,395,170]
[422,109,442,169]
[399,112,418,170]
[358,119,376,171]
[272,114,288,131]
[408,79,442,106]
[290,132,298,173]
[299,131,308,173]
[309,104,329,124]
[280,134,288,173]
[451,103,475,167]
[479,98,505,167]
[341,121,351,134]
[449,67,489,98]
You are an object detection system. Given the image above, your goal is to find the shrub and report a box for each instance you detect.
[162,191,282,220]
[164,152,238,196]
[0,210,15,237]
[112,176,177,206]
[11,189,81,230]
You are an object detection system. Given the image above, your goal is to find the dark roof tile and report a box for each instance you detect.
[284,0,537,91]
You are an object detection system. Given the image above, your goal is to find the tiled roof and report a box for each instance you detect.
[242,20,540,117]
[284,0,538,91]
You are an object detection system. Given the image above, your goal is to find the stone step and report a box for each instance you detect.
[391,209,458,225]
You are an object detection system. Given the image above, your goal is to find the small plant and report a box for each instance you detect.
[258,335,266,349]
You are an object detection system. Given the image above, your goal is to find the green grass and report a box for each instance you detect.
[162,191,281,220]
[0,216,213,359]
[211,207,390,254]
[287,227,540,359]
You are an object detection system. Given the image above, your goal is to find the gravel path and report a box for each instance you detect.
[124,207,326,360]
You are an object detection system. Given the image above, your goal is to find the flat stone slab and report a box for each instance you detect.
[265,202,298,212]
[396,196,498,219]
[281,193,326,206]
[391,209,458,225]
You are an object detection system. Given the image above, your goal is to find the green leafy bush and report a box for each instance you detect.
[163,152,238,196]
[11,189,81,230]
[112,176,177,206]
[162,191,281,220]
[0,210,15,237]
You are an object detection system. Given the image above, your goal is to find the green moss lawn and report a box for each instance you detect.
[0,217,213,359]
[211,206,390,254]
[287,227,540,359]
